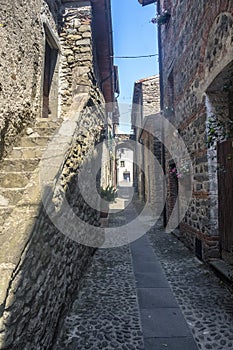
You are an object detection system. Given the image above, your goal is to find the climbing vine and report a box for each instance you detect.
[206,114,233,148]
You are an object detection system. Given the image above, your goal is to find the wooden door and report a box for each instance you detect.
[217,139,233,252]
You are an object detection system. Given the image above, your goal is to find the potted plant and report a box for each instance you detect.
[99,185,117,218]
[169,161,192,189]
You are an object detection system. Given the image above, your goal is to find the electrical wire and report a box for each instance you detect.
[111,54,158,59]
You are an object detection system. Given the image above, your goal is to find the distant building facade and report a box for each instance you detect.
[114,134,134,187]
[117,147,133,186]
[131,75,160,205]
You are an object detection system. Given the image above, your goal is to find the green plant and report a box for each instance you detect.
[100,185,117,202]
[207,115,233,148]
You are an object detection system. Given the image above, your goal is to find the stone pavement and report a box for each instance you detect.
[54,198,144,350]
[130,235,198,350]
[54,187,233,350]
[147,223,233,350]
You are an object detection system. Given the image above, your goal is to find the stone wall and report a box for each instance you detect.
[141,76,160,117]
[160,0,233,259]
[59,2,98,117]
[0,0,109,348]
[0,0,62,158]
[141,116,163,214]
[131,76,160,203]
[0,104,104,350]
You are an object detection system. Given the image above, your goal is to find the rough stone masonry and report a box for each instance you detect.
[160,0,233,260]
[0,0,111,349]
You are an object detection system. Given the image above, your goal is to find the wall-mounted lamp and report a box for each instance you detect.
[138,0,156,6]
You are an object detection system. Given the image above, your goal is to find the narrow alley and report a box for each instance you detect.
[54,187,233,350]
[1,0,233,349]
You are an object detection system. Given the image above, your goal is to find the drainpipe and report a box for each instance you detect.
[157,0,167,227]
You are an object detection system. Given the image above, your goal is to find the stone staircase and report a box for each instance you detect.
[0,119,63,228]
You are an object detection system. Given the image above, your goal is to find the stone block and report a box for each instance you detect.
[67,55,75,63]
[20,136,51,148]
[80,47,90,53]
[75,39,90,46]
[1,159,39,172]
[82,32,91,38]
[11,147,46,160]
[63,49,74,56]
[0,172,31,188]
[74,19,81,28]
[0,188,24,206]
[78,25,91,33]
[67,34,82,40]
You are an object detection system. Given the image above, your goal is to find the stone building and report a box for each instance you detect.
[139,0,233,261]
[131,76,161,206]
[0,0,118,348]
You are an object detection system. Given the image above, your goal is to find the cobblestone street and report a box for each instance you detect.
[55,189,144,350]
[148,225,233,350]
[55,188,233,350]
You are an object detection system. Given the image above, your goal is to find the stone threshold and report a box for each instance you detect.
[171,229,233,286]
[209,259,233,286]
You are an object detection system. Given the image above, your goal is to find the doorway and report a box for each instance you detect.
[206,60,233,260]
[42,26,59,119]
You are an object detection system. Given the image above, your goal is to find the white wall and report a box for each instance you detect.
[117,148,133,186]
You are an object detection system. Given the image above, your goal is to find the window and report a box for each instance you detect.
[167,69,174,109]
[120,161,125,167]
[164,69,175,117]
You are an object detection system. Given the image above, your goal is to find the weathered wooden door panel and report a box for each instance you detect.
[217,139,233,252]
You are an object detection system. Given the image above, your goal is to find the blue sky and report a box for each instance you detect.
[111,0,159,132]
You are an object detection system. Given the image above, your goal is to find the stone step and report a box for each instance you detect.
[20,136,51,148]
[31,126,60,137]
[0,207,15,226]
[0,187,25,206]
[35,119,62,129]
[210,259,233,284]
[0,171,32,188]
[10,146,46,160]
[0,159,40,172]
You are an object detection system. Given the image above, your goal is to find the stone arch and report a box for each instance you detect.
[203,13,233,259]
[115,140,135,153]
[202,12,233,89]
